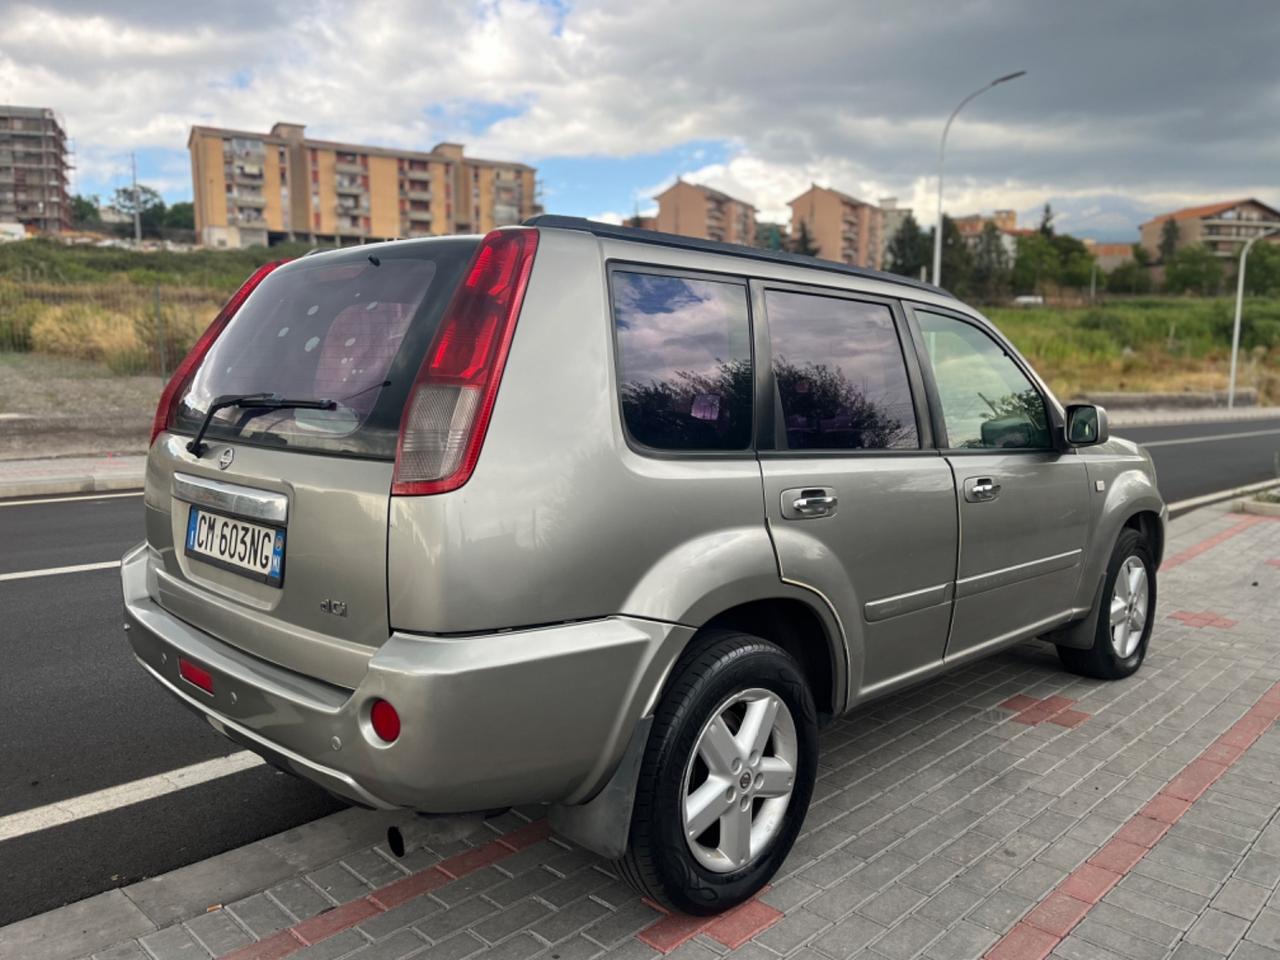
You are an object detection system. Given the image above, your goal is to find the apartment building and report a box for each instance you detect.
[654,179,757,246]
[788,185,884,269]
[1139,199,1280,262]
[189,122,538,248]
[0,105,71,235]
[954,209,1022,260]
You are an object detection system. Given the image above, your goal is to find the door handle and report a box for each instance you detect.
[781,487,838,519]
[964,477,1001,503]
[793,495,837,515]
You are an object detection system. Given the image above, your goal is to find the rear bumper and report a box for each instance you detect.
[121,543,691,812]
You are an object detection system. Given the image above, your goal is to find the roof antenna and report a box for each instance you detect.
[368,253,381,266]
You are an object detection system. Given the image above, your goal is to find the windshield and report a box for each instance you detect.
[175,239,478,458]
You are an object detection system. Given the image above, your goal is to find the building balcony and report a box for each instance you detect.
[335,181,365,196]
[335,161,364,175]
[230,193,267,208]
[407,209,432,222]
[337,223,368,236]
[402,189,432,201]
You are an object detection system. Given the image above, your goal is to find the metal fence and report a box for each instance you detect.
[0,279,227,377]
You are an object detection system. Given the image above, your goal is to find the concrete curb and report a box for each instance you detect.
[0,470,145,499]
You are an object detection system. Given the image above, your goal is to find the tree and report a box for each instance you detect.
[884,213,931,280]
[1164,243,1222,295]
[1051,233,1094,289]
[1131,243,1152,267]
[164,202,194,230]
[1243,240,1280,296]
[971,221,1011,302]
[70,194,101,227]
[791,220,818,257]
[1159,218,1180,262]
[1105,261,1153,294]
[1012,232,1060,294]
[1038,203,1055,237]
[930,215,974,296]
[112,184,166,236]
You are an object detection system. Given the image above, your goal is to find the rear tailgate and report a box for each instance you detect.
[144,238,478,688]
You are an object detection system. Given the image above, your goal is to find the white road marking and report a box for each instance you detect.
[0,491,143,508]
[1167,479,1280,513]
[1140,427,1280,448]
[0,752,264,842]
[0,560,121,582]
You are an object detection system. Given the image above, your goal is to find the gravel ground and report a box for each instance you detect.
[0,352,157,459]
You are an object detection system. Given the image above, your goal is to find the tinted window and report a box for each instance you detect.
[765,290,918,450]
[916,310,1051,449]
[612,271,753,451]
[176,240,477,458]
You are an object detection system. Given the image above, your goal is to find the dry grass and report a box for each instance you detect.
[0,282,224,374]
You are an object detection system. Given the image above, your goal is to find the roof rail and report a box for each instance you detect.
[522,215,951,298]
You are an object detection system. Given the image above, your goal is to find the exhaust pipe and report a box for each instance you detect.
[386,813,487,859]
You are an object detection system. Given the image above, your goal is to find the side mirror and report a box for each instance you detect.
[1065,403,1109,447]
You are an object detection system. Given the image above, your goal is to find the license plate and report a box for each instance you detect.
[185,506,285,587]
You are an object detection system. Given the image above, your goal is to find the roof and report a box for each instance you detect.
[186,124,534,170]
[1142,198,1280,226]
[788,183,874,209]
[523,215,951,297]
[655,179,757,211]
[1092,242,1134,257]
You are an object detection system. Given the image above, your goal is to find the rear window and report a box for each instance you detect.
[610,270,753,452]
[176,240,478,458]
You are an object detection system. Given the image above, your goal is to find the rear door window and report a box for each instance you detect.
[611,270,753,451]
[176,239,478,458]
[764,289,919,450]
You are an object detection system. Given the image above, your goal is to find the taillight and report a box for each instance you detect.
[370,699,401,742]
[392,228,538,495]
[149,260,289,446]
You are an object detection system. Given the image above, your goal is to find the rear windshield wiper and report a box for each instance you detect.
[186,393,336,457]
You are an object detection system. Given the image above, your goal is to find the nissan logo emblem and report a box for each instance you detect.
[218,448,234,470]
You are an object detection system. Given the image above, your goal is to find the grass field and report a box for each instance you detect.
[1,240,1278,402]
[988,298,1280,401]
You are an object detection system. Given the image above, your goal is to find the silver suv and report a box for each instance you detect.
[123,217,1166,914]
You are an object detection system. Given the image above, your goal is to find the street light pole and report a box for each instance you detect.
[1228,226,1280,408]
[932,70,1026,288]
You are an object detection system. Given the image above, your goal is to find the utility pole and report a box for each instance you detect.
[1228,226,1280,408]
[130,152,142,244]
[1089,260,1098,304]
[932,70,1026,287]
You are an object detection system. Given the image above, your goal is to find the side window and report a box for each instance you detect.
[765,290,919,450]
[611,270,752,451]
[916,310,1051,450]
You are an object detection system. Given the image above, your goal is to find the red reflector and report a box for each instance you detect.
[178,657,215,695]
[370,699,401,742]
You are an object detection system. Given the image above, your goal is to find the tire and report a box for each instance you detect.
[1057,527,1156,680]
[617,630,818,915]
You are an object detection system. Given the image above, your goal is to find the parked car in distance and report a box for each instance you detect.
[122,217,1166,914]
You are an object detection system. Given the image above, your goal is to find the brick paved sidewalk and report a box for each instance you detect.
[5,505,1280,960]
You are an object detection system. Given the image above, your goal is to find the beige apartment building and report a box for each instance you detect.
[654,179,757,246]
[1139,198,1280,262]
[788,185,884,269]
[189,122,538,248]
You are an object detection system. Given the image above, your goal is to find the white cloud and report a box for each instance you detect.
[1,0,1277,237]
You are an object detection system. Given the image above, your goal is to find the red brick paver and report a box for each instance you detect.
[1169,610,1238,629]
[985,679,1280,958]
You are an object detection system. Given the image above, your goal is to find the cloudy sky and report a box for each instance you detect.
[2,0,1277,240]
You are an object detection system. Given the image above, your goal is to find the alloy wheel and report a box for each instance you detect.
[681,688,798,873]
[1110,555,1149,659]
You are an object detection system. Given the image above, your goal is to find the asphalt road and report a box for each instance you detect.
[0,414,1276,925]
